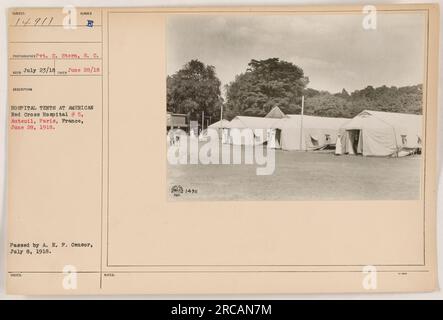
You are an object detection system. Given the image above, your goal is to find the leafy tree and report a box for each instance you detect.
[224,58,309,119]
[304,93,349,118]
[304,84,423,118]
[304,88,322,98]
[167,60,223,123]
[335,88,350,99]
[168,59,422,123]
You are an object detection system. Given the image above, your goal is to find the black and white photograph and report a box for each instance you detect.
[166,11,426,201]
[2,2,441,299]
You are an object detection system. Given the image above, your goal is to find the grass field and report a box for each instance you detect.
[167,145,421,201]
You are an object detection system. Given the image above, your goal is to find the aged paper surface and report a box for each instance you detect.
[7,4,439,294]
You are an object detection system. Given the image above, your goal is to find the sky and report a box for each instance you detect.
[166,13,426,94]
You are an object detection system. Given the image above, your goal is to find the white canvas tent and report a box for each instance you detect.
[265,106,288,119]
[226,109,349,151]
[271,115,349,151]
[210,119,231,143]
[335,110,422,157]
[227,116,281,146]
[208,119,231,129]
[199,119,230,141]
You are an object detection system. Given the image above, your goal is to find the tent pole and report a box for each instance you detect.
[220,103,223,129]
[201,110,205,132]
[299,95,304,150]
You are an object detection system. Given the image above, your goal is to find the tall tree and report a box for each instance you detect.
[167,60,222,123]
[304,84,423,118]
[224,58,309,118]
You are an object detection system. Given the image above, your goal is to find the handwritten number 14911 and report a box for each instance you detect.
[15,17,54,26]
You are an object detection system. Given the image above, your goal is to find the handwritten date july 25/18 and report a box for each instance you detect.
[23,67,55,74]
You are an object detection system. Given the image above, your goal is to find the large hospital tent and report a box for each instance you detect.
[271,115,350,151]
[335,110,422,157]
[227,116,281,146]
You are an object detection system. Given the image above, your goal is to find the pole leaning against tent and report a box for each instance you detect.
[299,95,305,150]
